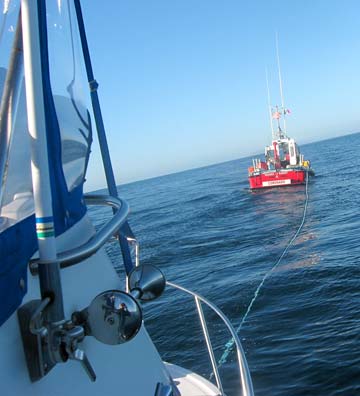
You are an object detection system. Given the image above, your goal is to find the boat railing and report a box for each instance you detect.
[28,195,254,395]
[165,281,254,396]
[29,194,129,274]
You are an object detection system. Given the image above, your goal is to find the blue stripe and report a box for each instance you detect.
[36,216,54,224]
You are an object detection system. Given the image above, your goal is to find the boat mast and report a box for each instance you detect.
[265,68,275,140]
[276,32,287,136]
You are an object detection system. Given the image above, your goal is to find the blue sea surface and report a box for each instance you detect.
[90,132,360,396]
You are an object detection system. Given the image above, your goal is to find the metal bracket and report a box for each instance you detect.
[18,299,96,382]
[17,299,55,381]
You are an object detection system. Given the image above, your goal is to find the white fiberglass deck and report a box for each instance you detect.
[166,363,221,396]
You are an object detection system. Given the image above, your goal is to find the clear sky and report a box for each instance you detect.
[81,1,360,191]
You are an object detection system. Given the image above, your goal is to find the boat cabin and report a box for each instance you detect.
[265,138,300,169]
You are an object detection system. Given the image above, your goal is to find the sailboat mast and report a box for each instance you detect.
[265,68,275,140]
[276,32,287,135]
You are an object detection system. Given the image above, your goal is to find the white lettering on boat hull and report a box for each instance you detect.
[262,179,291,187]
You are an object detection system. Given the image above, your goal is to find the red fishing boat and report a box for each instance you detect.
[248,40,314,190]
[248,125,314,190]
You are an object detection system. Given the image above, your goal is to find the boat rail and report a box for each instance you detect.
[29,194,129,274]
[28,194,254,395]
[166,281,254,396]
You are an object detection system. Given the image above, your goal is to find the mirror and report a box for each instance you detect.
[86,290,142,345]
[128,264,166,301]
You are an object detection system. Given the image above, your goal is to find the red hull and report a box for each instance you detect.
[248,169,306,189]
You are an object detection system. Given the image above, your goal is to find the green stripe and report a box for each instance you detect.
[37,231,55,238]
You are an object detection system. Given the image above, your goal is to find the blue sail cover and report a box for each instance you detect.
[0,0,92,326]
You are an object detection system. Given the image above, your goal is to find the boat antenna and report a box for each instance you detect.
[276,32,287,135]
[265,68,275,140]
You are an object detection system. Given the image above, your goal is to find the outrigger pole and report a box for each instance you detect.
[22,0,64,322]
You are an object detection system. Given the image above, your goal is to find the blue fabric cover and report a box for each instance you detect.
[0,215,37,326]
[38,0,87,237]
[0,0,88,326]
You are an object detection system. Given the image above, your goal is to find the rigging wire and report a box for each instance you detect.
[217,171,310,368]
[66,0,91,132]
[0,1,10,47]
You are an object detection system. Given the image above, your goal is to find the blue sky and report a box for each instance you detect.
[81,1,360,191]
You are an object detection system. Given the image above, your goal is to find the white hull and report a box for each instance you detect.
[0,215,169,394]
[0,214,221,395]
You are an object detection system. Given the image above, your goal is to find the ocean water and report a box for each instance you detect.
[90,132,360,396]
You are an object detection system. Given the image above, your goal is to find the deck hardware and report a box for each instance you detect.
[29,195,130,275]
[60,324,96,381]
[18,289,143,382]
[127,264,166,302]
[126,237,140,267]
[18,297,97,382]
[73,290,143,345]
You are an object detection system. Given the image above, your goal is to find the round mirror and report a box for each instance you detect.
[86,290,142,345]
[128,264,166,301]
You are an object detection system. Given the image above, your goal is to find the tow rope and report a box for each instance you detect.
[218,171,310,368]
